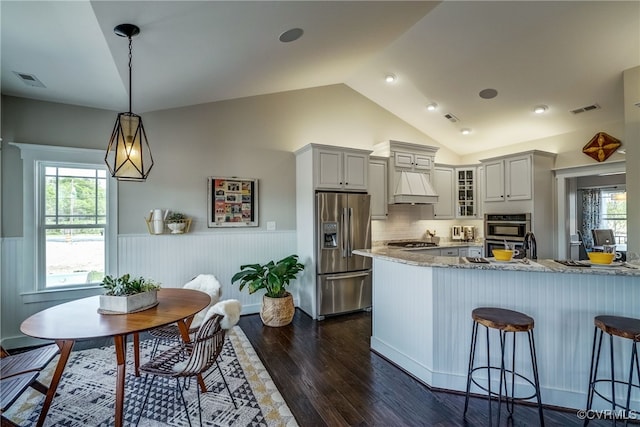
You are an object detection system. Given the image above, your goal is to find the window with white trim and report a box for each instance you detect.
[600,188,627,244]
[12,143,117,292]
[40,163,108,288]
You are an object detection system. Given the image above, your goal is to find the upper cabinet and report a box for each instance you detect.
[433,166,455,218]
[394,151,433,171]
[314,146,369,191]
[372,140,439,205]
[480,150,556,256]
[455,167,477,217]
[369,156,388,219]
[483,154,532,202]
[434,165,479,219]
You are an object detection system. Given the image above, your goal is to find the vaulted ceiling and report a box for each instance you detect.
[2,1,638,155]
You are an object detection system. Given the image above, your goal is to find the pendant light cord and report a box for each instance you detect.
[128,36,133,113]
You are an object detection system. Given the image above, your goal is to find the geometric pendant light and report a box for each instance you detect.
[105,23,154,181]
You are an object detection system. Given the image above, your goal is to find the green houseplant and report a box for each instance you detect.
[166,212,189,234]
[99,273,160,313]
[232,254,304,326]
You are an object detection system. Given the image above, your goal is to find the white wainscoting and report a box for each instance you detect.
[1,230,296,348]
[370,258,640,410]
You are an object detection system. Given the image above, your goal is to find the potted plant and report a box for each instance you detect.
[99,273,161,313]
[232,254,305,327]
[166,212,188,234]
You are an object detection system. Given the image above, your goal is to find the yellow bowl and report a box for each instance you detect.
[492,249,514,261]
[587,252,615,265]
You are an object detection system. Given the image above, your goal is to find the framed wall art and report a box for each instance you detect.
[207,176,258,227]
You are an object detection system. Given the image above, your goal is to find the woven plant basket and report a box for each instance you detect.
[260,292,295,327]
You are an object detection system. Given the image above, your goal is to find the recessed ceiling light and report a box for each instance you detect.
[426,103,438,111]
[385,74,396,83]
[479,88,498,99]
[461,128,471,135]
[534,105,548,114]
[279,28,304,43]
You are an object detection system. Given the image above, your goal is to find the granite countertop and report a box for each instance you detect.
[376,239,484,249]
[354,247,640,277]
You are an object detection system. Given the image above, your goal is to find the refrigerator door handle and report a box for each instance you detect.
[347,207,353,256]
[325,271,371,281]
[341,207,349,258]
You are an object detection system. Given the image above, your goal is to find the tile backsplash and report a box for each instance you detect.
[371,204,483,244]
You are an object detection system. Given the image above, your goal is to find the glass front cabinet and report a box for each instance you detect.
[456,168,476,217]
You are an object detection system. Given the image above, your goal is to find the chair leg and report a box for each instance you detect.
[624,342,639,427]
[528,330,545,427]
[217,360,237,409]
[135,374,155,427]
[609,334,617,427]
[176,378,193,427]
[464,320,479,417]
[585,327,604,426]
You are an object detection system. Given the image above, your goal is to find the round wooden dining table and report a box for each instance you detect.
[20,288,211,427]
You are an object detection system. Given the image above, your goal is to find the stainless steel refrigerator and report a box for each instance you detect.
[316,192,372,317]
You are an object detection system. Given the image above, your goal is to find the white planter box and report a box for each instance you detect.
[99,289,158,313]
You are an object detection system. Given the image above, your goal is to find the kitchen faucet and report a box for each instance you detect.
[523,231,537,259]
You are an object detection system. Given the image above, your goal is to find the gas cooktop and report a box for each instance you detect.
[388,241,438,248]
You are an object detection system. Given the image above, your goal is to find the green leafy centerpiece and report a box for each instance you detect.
[232,254,304,327]
[166,212,189,234]
[99,273,160,313]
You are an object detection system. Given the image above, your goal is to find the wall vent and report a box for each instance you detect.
[13,71,46,88]
[444,113,459,123]
[570,103,600,114]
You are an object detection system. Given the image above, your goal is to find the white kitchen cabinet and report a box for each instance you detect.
[372,140,439,205]
[455,167,477,217]
[314,146,369,191]
[482,154,532,202]
[480,150,556,258]
[459,246,483,257]
[433,166,454,219]
[440,247,460,257]
[394,151,432,171]
[369,156,388,220]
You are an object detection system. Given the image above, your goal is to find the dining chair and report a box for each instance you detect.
[1,344,59,426]
[148,274,223,358]
[135,300,242,427]
[591,229,615,247]
[0,344,59,393]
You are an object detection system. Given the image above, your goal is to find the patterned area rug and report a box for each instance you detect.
[4,327,298,426]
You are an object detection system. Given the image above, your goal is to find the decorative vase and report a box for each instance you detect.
[167,222,186,234]
[260,292,295,327]
[99,289,158,313]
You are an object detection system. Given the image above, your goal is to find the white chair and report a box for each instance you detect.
[148,274,223,358]
[136,300,242,426]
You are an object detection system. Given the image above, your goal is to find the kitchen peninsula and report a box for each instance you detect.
[353,247,640,411]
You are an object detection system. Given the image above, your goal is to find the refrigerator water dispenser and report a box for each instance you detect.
[322,222,338,248]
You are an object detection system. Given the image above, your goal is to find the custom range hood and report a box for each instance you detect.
[392,171,439,204]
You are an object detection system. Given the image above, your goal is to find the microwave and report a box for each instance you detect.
[484,213,531,240]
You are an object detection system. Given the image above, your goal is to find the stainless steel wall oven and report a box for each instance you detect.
[484,213,531,255]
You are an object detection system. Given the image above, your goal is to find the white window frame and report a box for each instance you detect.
[11,143,117,296]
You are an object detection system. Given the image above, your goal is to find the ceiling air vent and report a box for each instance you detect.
[570,103,600,114]
[13,71,46,88]
[444,113,459,123]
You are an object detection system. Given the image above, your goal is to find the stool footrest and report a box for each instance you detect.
[469,366,541,402]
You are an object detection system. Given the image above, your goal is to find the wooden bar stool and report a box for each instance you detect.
[463,307,544,426]
[584,315,640,426]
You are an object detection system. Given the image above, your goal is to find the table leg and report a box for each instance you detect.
[177,318,207,393]
[113,335,126,427]
[35,339,74,427]
[133,332,140,377]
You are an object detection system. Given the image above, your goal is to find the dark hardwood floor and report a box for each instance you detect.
[238,309,611,427]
